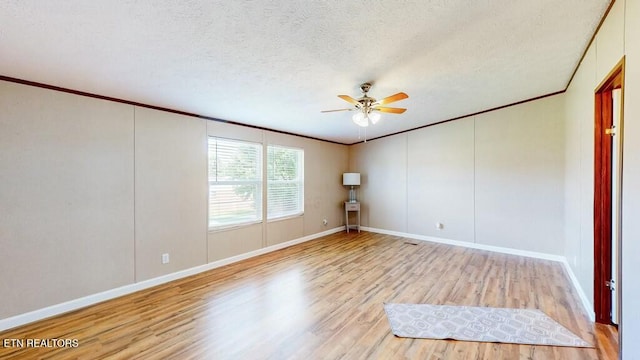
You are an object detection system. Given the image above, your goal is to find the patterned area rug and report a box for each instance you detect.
[383,303,592,347]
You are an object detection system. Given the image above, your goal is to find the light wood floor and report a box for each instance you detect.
[0,232,618,359]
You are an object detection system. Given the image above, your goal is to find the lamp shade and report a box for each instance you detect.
[369,111,381,124]
[343,173,361,186]
[352,112,369,127]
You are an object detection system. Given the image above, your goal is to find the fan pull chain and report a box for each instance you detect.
[356,125,368,142]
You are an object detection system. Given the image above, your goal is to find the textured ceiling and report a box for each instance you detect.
[0,1,610,144]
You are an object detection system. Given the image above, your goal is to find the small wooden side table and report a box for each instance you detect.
[345,201,361,233]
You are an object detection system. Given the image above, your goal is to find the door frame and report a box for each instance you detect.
[593,57,625,324]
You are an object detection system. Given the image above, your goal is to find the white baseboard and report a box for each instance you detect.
[559,258,595,321]
[362,227,594,320]
[0,226,345,332]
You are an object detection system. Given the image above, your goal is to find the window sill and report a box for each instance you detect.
[208,220,263,233]
[267,213,304,223]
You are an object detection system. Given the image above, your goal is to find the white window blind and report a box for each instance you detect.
[208,137,262,228]
[267,145,304,220]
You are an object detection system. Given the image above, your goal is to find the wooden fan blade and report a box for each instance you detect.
[373,92,408,106]
[338,95,362,107]
[321,108,354,113]
[373,106,406,114]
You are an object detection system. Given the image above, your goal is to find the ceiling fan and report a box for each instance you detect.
[322,83,408,127]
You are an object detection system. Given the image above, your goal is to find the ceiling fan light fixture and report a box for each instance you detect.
[325,83,408,130]
[352,112,369,127]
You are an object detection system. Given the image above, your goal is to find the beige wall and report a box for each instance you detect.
[622,0,640,355]
[0,80,349,320]
[564,0,640,355]
[134,107,208,281]
[564,44,596,302]
[349,94,565,255]
[0,81,135,318]
[407,118,474,242]
[475,95,565,254]
[620,0,640,359]
[350,135,408,231]
[208,223,263,262]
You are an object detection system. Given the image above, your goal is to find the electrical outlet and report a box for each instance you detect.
[162,253,170,264]
[322,219,328,226]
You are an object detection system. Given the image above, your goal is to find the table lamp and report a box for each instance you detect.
[342,173,361,203]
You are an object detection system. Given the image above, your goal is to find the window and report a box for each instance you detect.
[208,137,262,229]
[267,145,304,219]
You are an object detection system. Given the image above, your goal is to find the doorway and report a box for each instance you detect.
[593,57,624,325]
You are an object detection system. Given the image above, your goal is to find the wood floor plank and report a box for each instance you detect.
[0,231,618,359]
